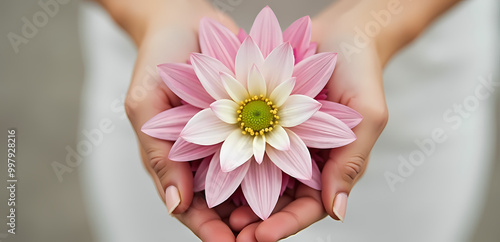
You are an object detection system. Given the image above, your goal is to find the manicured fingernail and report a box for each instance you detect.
[165,185,180,214]
[333,192,348,222]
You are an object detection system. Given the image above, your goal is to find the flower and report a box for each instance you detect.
[141,6,362,220]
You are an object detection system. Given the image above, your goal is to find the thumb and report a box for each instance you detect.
[138,139,194,214]
[321,104,388,222]
[126,91,193,215]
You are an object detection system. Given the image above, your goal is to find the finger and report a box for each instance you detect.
[321,96,388,221]
[129,87,193,214]
[229,194,294,232]
[125,33,201,213]
[236,222,259,242]
[213,200,238,219]
[254,185,326,241]
[126,68,192,214]
[176,195,235,242]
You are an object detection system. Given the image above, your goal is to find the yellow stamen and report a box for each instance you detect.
[237,95,281,137]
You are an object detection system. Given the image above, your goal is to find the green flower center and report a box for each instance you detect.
[237,95,279,136]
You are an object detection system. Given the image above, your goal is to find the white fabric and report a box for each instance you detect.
[78,0,498,241]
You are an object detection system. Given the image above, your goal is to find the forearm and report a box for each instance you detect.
[94,0,213,46]
[94,0,165,44]
[315,0,462,64]
[368,0,461,61]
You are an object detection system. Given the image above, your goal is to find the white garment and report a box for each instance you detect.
[78,1,498,241]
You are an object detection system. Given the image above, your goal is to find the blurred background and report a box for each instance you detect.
[0,0,499,242]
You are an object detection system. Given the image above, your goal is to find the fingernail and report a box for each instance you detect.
[165,185,180,214]
[333,192,348,222]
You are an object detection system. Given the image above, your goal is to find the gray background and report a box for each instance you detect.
[0,0,499,241]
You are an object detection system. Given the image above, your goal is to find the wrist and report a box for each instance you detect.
[312,0,421,66]
[100,0,214,46]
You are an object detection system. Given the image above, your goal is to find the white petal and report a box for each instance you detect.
[220,72,249,103]
[253,135,266,164]
[263,43,294,92]
[279,95,321,127]
[269,77,295,107]
[210,99,239,124]
[265,125,290,151]
[266,129,312,180]
[235,36,265,86]
[247,64,267,97]
[220,129,254,172]
[180,109,235,145]
[205,151,250,208]
[241,157,282,220]
[190,53,232,100]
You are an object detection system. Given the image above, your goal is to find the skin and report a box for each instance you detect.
[94,0,462,241]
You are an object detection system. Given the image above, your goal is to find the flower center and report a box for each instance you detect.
[237,95,279,136]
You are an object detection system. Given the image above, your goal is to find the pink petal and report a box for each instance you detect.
[319,100,363,128]
[220,72,249,103]
[296,159,321,190]
[280,173,290,195]
[190,53,233,100]
[237,28,248,43]
[279,95,321,127]
[158,63,214,109]
[241,157,282,220]
[210,99,239,124]
[265,125,290,151]
[235,36,264,86]
[206,150,250,208]
[193,156,211,192]
[247,64,267,97]
[249,6,283,57]
[263,42,295,92]
[199,18,240,72]
[180,109,235,145]
[292,52,337,98]
[269,77,295,107]
[253,135,266,164]
[142,105,201,141]
[169,137,221,161]
[283,16,311,64]
[302,42,317,61]
[289,111,356,149]
[266,129,312,180]
[220,129,254,172]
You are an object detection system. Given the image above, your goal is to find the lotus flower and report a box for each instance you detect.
[142,6,362,220]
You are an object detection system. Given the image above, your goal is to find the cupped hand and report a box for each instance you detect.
[122,1,239,241]
[230,2,392,240]
[311,1,391,223]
